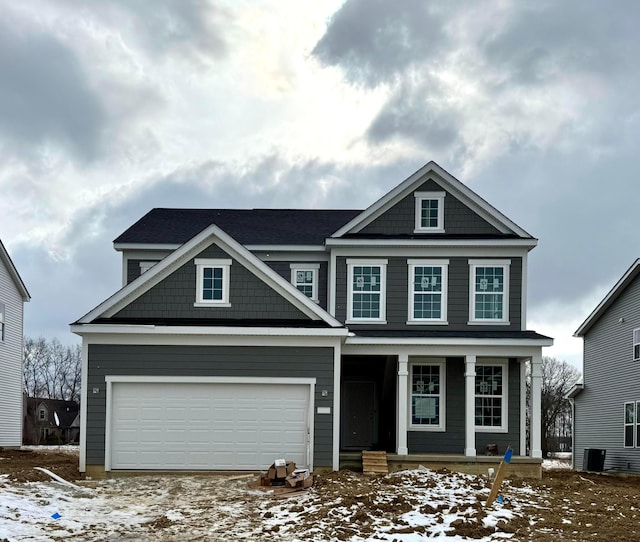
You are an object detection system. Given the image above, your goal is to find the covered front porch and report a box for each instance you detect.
[337,333,552,475]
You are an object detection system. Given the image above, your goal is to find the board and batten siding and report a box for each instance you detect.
[576,274,640,473]
[0,260,25,447]
[359,178,501,236]
[86,344,335,468]
[335,256,522,332]
[408,358,521,454]
[115,244,309,321]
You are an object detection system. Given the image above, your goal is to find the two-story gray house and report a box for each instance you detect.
[0,239,31,448]
[573,259,640,473]
[71,162,552,477]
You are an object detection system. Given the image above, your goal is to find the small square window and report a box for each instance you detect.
[290,264,320,302]
[414,191,445,233]
[633,329,640,361]
[194,259,232,306]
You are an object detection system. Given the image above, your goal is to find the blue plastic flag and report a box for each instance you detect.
[504,448,513,463]
[51,512,61,520]
[497,496,504,504]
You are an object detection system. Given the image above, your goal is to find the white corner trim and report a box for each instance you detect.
[79,341,88,472]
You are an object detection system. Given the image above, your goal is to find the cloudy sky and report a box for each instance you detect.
[2,0,638,370]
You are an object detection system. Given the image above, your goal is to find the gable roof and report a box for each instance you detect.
[331,161,535,240]
[574,258,640,337]
[76,223,345,328]
[113,209,362,248]
[0,239,30,301]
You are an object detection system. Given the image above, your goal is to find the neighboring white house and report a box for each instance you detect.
[0,239,30,448]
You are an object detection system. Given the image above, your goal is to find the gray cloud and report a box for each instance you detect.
[312,0,446,86]
[0,21,106,162]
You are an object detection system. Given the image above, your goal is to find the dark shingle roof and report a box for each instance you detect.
[114,208,363,246]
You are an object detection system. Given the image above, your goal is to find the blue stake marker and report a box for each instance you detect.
[51,512,61,520]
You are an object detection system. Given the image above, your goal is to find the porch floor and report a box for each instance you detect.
[340,451,542,479]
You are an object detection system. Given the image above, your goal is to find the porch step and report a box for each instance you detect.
[362,451,389,474]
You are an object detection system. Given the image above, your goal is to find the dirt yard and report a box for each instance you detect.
[1,448,639,541]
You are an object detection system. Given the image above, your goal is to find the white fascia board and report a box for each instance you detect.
[80,223,344,328]
[106,375,317,385]
[343,343,550,359]
[331,161,533,239]
[344,336,553,347]
[70,323,349,337]
[566,382,584,399]
[244,245,326,252]
[326,238,537,249]
[0,239,31,301]
[113,243,181,252]
[574,258,640,337]
[329,246,531,261]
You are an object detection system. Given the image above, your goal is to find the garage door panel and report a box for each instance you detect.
[110,382,310,470]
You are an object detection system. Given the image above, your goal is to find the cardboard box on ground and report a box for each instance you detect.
[260,459,313,489]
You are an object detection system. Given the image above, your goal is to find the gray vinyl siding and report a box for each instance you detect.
[0,259,25,447]
[575,274,640,473]
[408,358,520,454]
[360,178,501,236]
[266,262,329,311]
[115,244,309,321]
[86,344,334,468]
[335,256,522,331]
[126,259,161,284]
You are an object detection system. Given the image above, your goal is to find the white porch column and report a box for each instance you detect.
[530,353,543,458]
[397,353,409,456]
[520,360,527,456]
[464,355,476,457]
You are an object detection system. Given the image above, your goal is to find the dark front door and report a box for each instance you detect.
[342,381,376,449]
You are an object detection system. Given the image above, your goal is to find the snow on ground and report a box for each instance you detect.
[0,466,545,542]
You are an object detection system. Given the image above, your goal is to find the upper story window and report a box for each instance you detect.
[475,362,508,432]
[39,408,46,421]
[624,401,640,448]
[633,329,640,361]
[0,302,5,342]
[347,259,387,323]
[194,258,232,307]
[414,191,445,233]
[139,261,158,275]
[410,360,445,431]
[408,260,448,324]
[290,264,320,303]
[469,260,510,324]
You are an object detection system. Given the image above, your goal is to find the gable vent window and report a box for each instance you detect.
[0,302,4,342]
[194,259,232,307]
[290,264,320,303]
[414,191,445,233]
[633,329,640,361]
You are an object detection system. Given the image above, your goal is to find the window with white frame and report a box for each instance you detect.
[347,259,387,322]
[194,258,231,306]
[39,408,46,421]
[0,302,5,342]
[410,361,445,430]
[290,264,319,302]
[474,362,507,431]
[469,260,510,323]
[139,261,158,275]
[408,260,448,323]
[624,401,636,448]
[414,191,445,233]
[634,329,640,361]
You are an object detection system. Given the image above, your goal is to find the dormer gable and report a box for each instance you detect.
[331,161,534,241]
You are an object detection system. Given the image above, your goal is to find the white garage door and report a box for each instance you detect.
[109,381,311,470]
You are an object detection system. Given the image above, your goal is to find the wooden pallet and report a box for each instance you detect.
[362,450,388,474]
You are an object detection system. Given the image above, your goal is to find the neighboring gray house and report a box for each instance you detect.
[71,162,552,477]
[0,239,31,448]
[23,398,80,445]
[573,259,640,473]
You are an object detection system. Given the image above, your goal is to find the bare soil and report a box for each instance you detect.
[1,449,639,541]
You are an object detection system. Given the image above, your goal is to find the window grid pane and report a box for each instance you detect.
[202,267,223,300]
[421,199,439,228]
[351,265,382,319]
[411,365,441,425]
[475,365,503,427]
[294,270,315,299]
[474,266,505,320]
